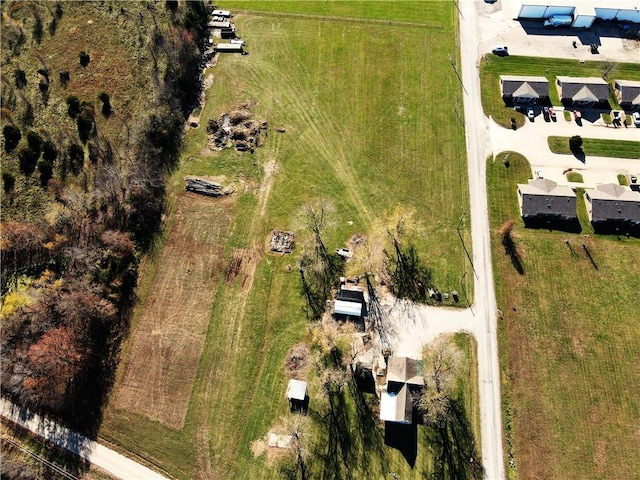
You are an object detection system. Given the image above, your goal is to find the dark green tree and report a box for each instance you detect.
[3,125,22,152]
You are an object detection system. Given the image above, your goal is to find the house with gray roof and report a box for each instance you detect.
[517,179,577,226]
[500,75,550,105]
[614,80,640,111]
[379,357,424,424]
[556,76,610,107]
[584,184,640,234]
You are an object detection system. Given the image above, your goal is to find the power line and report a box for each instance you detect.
[1,435,79,480]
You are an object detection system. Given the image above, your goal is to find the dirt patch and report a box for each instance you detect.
[112,194,234,429]
[284,342,311,379]
[251,439,267,458]
[225,246,263,290]
[251,432,292,465]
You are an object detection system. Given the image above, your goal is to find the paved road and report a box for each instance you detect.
[0,398,168,480]
[459,1,506,479]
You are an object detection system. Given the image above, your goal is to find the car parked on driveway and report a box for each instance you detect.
[632,112,640,126]
[492,46,508,56]
[549,107,556,121]
[527,107,535,121]
[535,169,543,179]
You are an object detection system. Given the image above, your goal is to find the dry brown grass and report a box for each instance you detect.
[112,194,234,429]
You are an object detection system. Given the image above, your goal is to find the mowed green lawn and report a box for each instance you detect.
[548,136,640,159]
[102,3,478,480]
[480,55,640,128]
[488,153,640,480]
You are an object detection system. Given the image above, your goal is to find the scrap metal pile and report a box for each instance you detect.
[269,230,295,254]
[207,108,267,153]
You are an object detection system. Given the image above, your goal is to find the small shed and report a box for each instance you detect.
[208,20,232,29]
[286,379,308,414]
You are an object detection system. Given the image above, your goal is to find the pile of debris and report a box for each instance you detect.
[185,177,235,197]
[269,230,295,254]
[207,107,267,153]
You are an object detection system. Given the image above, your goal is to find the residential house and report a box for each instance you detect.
[379,356,424,424]
[584,184,640,233]
[500,75,550,105]
[614,80,640,111]
[556,76,609,107]
[517,178,577,226]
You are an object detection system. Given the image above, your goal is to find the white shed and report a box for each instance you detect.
[286,379,308,401]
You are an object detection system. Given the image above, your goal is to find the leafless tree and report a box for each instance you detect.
[418,335,464,425]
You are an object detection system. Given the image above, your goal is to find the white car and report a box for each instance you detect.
[632,112,640,126]
[492,46,508,56]
[535,169,543,179]
[527,108,535,121]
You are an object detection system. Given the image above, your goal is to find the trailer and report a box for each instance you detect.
[212,9,232,18]
[214,43,244,54]
[208,20,232,29]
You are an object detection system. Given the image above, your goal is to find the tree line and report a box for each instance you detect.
[1,0,208,434]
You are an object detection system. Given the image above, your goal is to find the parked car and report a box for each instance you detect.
[632,111,640,126]
[631,175,638,184]
[527,107,535,121]
[535,169,543,179]
[492,46,508,56]
[549,107,556,120]
[573,110,581,119]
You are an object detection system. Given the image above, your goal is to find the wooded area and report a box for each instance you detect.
[0,0,208,434]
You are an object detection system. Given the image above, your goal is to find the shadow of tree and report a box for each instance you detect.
[384,242,432,302]
[501,233,524,275]
[423,398,483,480]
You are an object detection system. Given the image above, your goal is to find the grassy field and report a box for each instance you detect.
[548,136,640,159]
[489,152,640,480]
[102,3,478,479]
[480,55,640,128]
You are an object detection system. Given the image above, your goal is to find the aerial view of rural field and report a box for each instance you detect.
[1,1,639,480]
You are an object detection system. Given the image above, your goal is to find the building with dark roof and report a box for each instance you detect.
[556,76,610,107]
[379,357,424,424]
[517,179,577,227]
[614,80,640,111]
[584,184,640,234]
[500,75,550,105]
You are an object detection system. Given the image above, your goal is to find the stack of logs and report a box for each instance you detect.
[185,177,233,197]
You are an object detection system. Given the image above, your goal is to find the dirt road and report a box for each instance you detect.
[0,398,168,480]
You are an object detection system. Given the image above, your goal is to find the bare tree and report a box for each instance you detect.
[418,335,464,425]
[281,414,312,480]
[381,206,432,301]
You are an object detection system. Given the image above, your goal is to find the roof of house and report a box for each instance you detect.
[556,76,609,102]
[518,179,577,217]
[586,184,640,221]
[500,75,549,98]
[386,357,424,387]
[379,385,413,423]
[615,80,640,105]
[286,379,307,401]
[334,299,362,317]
